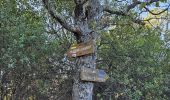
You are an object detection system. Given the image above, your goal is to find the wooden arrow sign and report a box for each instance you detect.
[66,41,94,57]
[80,67,109,82]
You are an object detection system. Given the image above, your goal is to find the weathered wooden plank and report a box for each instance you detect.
[80,67,109,82]
[67,41,94,57]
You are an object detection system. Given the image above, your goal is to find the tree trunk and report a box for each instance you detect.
[72,0,102,99]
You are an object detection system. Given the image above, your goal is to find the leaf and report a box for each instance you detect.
[139,3,146,10]
[155,2,159,7]
[160,0,167,3]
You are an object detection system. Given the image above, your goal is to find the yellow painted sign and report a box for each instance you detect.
[67,41,94,57]
[80,67,109,82]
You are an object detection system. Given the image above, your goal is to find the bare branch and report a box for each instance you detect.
[103,0,164,25]
[147,20,154,27]
[142,17,168,21]
[126,0,160,12]
[132,18,145,25]
[144,5,170,15]
[104,0,162,14]
[126,1,141,12]
[42,0,81,35]
[103,7,145,25]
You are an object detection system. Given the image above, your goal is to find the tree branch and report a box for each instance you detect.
[132,18,145,25]
[103,0,164,25]
[144,5,170,15]
[126,1,141,12]
[142,17,168,21]
[104,0,162,15]
[42,0,81,35]
[104,7,145,25]
[126,0,160,12]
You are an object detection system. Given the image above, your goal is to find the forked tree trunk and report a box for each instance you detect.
[72,0,102,99]
[42,0,102,99]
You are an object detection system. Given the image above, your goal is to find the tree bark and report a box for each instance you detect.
[72,0,102,100]
[42,0,102,99]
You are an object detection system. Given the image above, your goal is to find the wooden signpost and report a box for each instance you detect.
[66,40,108,82]
[80,67,109,82]
[66,41,94,57]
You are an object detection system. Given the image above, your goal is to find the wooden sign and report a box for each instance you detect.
[80,67,109,82]
[67,41,94,57]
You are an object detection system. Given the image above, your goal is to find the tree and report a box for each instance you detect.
[1,0,169,99]
[95,23,168,99]
[0,0,58,99]
[42,0,169,99]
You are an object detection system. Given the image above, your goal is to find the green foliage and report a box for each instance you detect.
[160,0,167,3]
[54,0,75,16]
[0,0,170,99]
[139,2,146,10]
[156,2,160,7]
[0,0,64,99]
[0,0,75,99]
[97,23,169,99]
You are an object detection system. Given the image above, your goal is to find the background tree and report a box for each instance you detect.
[0,0,170,99]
